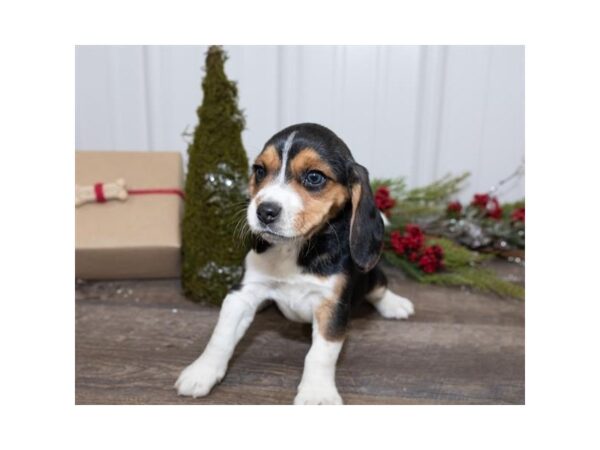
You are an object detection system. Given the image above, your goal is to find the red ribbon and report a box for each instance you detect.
[93,183,185,203]
[94,183,106,203]
[127,188,185,200]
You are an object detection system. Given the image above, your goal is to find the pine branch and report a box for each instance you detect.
[373,173,470,226]
[425,236,490,269]
[382,236,523,300]
[421,267,525,300]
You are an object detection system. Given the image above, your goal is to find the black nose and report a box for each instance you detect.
[257,202,282,225]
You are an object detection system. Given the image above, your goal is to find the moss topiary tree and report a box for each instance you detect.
[182,46,249,304]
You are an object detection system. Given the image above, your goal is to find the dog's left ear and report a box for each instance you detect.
[347,163,384,273]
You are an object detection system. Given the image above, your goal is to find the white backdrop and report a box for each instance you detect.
[75,45,524,201]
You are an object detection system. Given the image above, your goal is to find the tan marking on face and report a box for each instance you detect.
[290,148,336,180]
[315,275,347,341]
[292,181,349,237]
[249,145,281,197]
[287,148,349,237]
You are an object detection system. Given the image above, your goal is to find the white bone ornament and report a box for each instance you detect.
[75,178,128,207]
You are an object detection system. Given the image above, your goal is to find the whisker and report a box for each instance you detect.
[233,216,249,242]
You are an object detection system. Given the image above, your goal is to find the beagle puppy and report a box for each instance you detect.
[175,123,414,404]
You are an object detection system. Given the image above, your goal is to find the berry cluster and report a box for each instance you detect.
[374,186,396,216]
[418,245,444,273]
[390,224,444,274]
[446,200,462,217]
[447,194,525,224]
[511,207,525,223]
[470,193,503,219]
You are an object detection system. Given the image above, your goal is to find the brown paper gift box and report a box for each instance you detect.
[75,151,184,279]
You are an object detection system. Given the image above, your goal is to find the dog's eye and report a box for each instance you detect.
[303,170,326,188]
[253,165,266,182]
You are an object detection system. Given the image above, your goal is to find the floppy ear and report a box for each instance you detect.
[347,163,384,272]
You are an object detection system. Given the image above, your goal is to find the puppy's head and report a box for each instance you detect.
[247,123,383,272]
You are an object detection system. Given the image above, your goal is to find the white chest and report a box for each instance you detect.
[242,244,338,323]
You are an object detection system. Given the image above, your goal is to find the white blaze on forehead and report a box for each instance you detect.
[247,130,303,238]
[278,131,297,183]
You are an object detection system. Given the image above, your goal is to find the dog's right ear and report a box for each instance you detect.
[347,163,384,273]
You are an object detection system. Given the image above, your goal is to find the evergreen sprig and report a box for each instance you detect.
[374,173,524,300]
[373,173,470,228]
[383,238,524,300]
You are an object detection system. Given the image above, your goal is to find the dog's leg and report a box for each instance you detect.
[365,266,414,319]
[366,285,414,319]
[175,287,264,398]
[294,314,345,405]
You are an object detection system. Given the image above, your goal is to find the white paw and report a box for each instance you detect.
[375,291,415,320]
[174,357,226,398]
[294,386,343,405]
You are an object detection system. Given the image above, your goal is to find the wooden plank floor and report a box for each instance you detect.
[76,262,524,405]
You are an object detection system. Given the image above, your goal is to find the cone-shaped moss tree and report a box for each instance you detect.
[182,46,249,304]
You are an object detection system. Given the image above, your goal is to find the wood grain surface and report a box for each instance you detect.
[75,262,524,405]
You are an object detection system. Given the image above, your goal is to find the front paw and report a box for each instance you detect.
[376,292,415,319]
[294,386,343,405]
[174,358,226,398]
